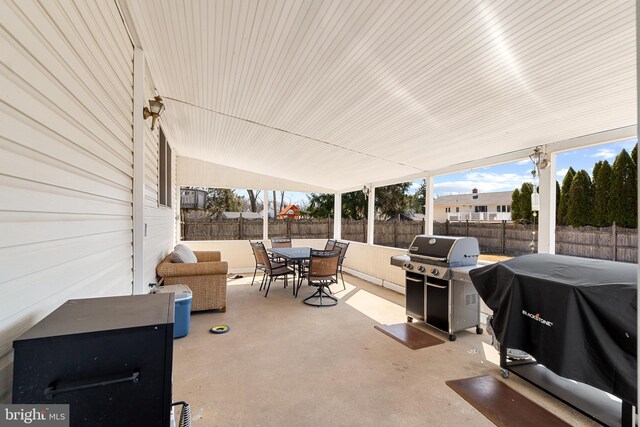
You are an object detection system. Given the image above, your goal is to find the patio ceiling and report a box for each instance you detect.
[125,0,636,192]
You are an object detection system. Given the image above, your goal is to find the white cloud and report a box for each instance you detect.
[516,159,531,165]
[434,171,531,194]
[590,148,617,160]
[556,168,569,178]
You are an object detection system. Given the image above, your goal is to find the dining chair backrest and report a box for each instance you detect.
[324,239,337,250]
[308,250,340,279]
[333,241,350,264]
[271,237,292,248]
[249,241,261,264]
[253,241,273,273]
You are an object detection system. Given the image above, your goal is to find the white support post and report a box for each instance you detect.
[262,190,269,240]
[538,151,557,253]
[132,48,145,295]
[367,186,375,245]
[424,176,434,235]
[333,193,342,239]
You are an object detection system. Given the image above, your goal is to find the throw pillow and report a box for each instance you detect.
[171,244,197,263]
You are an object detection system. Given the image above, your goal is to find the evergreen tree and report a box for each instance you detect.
[632,142,637,165]
[592,160,612,226]
[305,193,334,218]
[376,183,411,220]
[518,183,533,223]
[609,149,637,228]
[205,188,243,213]
[342,191,368,219]
[510,188,521,221]
[567,170,594,227]
[556,180,561,215]
[410,180,426,214]
[557,167,575,225]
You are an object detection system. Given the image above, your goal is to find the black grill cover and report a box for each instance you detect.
[470,253,637,404]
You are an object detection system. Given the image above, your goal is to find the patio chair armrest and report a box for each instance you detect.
[157,260,228,277]
[195,251,222,262]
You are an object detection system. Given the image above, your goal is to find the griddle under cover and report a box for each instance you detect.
[469,253,637,404]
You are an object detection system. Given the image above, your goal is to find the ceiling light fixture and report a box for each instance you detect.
[362,185,371,198]
[143,96,165,131]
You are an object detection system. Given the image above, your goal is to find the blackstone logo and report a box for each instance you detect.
[1,405,68,426]
[522,309,554,327]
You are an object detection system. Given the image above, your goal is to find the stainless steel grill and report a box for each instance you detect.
[391,235,483,341]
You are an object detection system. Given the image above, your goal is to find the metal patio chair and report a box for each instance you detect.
[332,241,350,290]
[303,250,340,307]
[253,241,295,298]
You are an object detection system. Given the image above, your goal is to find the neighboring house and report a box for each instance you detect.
[277,204,301,220]
[218,211,263,220]
[180,189,207,209]
[434,189,512,222]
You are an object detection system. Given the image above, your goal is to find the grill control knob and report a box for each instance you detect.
[406,263,414,270]
[430,268,439,276]
[417,266,426,273]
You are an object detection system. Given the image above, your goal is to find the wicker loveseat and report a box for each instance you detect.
[156,250,228,312]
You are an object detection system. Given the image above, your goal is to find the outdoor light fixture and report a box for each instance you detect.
[362,185,371,198]
[143,96,165,131]
[529,146,550,174]
[527,146,549,253]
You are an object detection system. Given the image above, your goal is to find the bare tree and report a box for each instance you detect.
[247,189,261,212]
[273,190,277,219]
[279,191,285,212]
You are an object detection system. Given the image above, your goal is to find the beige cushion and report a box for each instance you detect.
[171,244,197,263]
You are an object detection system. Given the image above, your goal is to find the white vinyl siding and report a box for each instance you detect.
[0,0,133,402]
[143,69,176,289]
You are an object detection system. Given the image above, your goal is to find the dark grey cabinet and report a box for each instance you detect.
[13,294,174,427]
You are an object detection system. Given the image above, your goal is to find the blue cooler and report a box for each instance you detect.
[156,284,192,338]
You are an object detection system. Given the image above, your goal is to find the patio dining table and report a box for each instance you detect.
[267,247,312,297]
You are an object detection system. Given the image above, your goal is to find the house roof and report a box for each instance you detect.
[434,191,513,207]
[399,213,425,222]
[278,204,300,217]
[126,1,636,192]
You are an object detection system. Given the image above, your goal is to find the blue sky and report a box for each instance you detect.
[430,138,637,196]
[236,139,637,207]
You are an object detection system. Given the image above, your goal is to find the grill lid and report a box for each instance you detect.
[408,235,479,266]
[409,235,458,258]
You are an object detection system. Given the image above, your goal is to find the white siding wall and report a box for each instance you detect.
[142,69,176,289]
[0,0,133,402]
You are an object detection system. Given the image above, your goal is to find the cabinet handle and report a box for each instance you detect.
[406,277,423,283]
[426,282,447,289]
[44,371,140,398]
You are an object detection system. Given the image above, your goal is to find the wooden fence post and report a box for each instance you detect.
[393,220,398,247]
[238,214,244,240]
[465,220,469,237]
[501,220,506,255]
[445,220,449,235]
[612,222,617,261]
[286,217,291,238]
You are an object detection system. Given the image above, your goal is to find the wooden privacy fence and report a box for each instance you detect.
[181,217,334,241]
[181,217,637,263]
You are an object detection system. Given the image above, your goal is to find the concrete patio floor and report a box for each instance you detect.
[172,273,599,426]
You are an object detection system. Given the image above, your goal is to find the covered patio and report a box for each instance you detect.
[0,0,637,426]
[172,273,598,426]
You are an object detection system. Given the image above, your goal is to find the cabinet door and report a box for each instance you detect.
[426,280,448,332]
[405,273,425,319]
